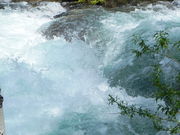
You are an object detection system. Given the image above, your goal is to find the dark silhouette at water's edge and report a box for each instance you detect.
[0,90,3,109]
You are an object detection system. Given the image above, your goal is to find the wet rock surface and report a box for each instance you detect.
[0,4,5,9]
[42,0,177,42]
[172,0,180,6]
[0,95,3,108]
[61,1,91,10]
[41,8,105,42]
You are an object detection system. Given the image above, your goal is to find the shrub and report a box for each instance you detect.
[109,31,180,134]
[78,0,105,5]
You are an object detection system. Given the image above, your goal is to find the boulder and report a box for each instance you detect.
[41,8,104,41]
[0,4,5,9]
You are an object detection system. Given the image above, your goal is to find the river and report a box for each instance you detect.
[0,1,180,135]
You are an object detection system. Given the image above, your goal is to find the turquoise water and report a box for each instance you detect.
[0,1,179,135]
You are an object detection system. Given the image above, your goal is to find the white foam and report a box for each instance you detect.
[0,2,179,135]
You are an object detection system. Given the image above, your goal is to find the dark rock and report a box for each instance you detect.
[61,2,94,10]
[0,95,3,108]
[53,12,69,18]
[105,0,128,8]
[172,0,180,6]
[0,4,5,9]
[41,8,105,42]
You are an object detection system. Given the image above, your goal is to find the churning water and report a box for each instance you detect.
[0,1,180,135]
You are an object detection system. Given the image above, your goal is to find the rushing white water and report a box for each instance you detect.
[0,0,11,3]
[0,1,179,135]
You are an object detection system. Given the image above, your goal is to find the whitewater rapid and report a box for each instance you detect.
[0,1,180,135]
[0,2,134,135]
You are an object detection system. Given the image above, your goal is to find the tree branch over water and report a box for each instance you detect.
[109,31,180,134]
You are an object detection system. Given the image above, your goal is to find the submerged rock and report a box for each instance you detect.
[0,4,5,9]
[172,0,180,6]
[41,8,105,41]
[0,94,3,108]
[53,11,69,18]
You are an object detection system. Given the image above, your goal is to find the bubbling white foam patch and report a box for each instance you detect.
[0,0,11,3]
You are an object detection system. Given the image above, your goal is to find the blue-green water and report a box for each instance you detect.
[0,1,179,135]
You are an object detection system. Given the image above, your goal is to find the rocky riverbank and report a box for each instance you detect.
[9,0,174,8]
[41,0,179,41]
[0,0,177,11]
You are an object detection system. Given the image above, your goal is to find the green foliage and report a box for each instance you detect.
[132,31,170,57]
[78,0,86,3]
[108,95,180,133]
[90,0,105,4]
[109,31,180,134]
[78,0,105,5]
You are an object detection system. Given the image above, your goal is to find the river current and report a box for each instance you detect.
[0,1,180,135]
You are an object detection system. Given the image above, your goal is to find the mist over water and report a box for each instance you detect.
[0,1,180,135]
